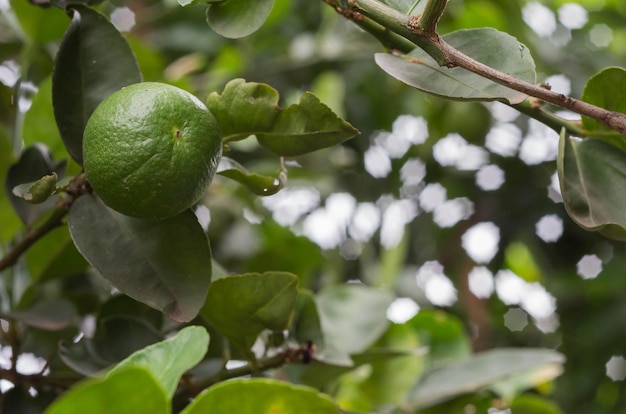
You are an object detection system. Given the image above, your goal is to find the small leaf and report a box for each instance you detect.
[206,0,275,39]
[12,173,58,204]
[207,79,359,156]
[4,299,76,331]
[581,67,626,133]
[68,195,212,322]
[316,285,394,355]
[109,326,209,398]
[181,378,340,414]
[408,348,564,408]
[558,131,626,240]
[201,272,298,350]
[52,4,142,164]
[375,28,536,104]
[5,145,64,226]
[44,367,168,414]
[217,157,285,195]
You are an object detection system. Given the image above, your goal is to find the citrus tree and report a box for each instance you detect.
[1,0,626,412]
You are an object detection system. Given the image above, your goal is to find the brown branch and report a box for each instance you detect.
[439,39,626,134]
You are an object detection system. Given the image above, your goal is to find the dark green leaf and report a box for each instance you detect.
[5,145,64,226]
[52,4,142,164]
[207,79,359,156]
[45,367,168,414]
[109,326,209,398]
[200,272,298,349]
[4,299,76,331]
[181,378,340,414]
[291,290,325,350]
[206,0,275,39]
[375,28,536,103]
[510,394,565,414]
[68,195,212,322]
[60,316,163,376]
[558,131,626,240]
[12,172,57,204]
[316,285,393,355]
[581,67,626,133]
[408,348,564,408]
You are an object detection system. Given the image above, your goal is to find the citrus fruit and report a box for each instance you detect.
[83,82,222,220]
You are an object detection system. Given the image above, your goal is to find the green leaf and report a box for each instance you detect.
[207,79,359,156]
[375,28,536,104]
[206,0,275,39]
[0,129,20,243]
[581,67,626,133]
[200,272,298,349]
[407,310,472,367]
[181,378,340,414]
[10,0,68,44]
[109,326,209,398]
[5,145,64,226]
[68,195,212,322]
[291,290,325,350]
[26,226,88,283]
[510,394,565,414]
[408,348,564,408]
[52,4,142,165]
[316,285,393,355]
[218,157,285,195]
[60,316,163,376]
[44,367,168,414]
[12,172,57,204]
[383,0,424,15]
[4,299,76,331]
[558,131,626,240]
[23,76,68,161]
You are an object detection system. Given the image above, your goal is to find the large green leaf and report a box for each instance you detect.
[181,378,340,414]
[206,0,275,39]
[375,28,536,104]
[45,367,168,414]
[68,195,212,322]
[557,131,626,240]
[109,326,209,398]
[316,285,393,356]
[408,348,564,408]
[207,79,359,156]
[200,272,298,349]
[581,67,626,133]
[52,4,141,164]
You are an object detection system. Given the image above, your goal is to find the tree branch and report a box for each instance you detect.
[0,174,90,273]
[328,0,626,136]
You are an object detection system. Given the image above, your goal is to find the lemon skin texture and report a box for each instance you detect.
[83,82,222,220]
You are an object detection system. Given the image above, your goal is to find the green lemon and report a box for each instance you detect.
[83,82,222,220]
